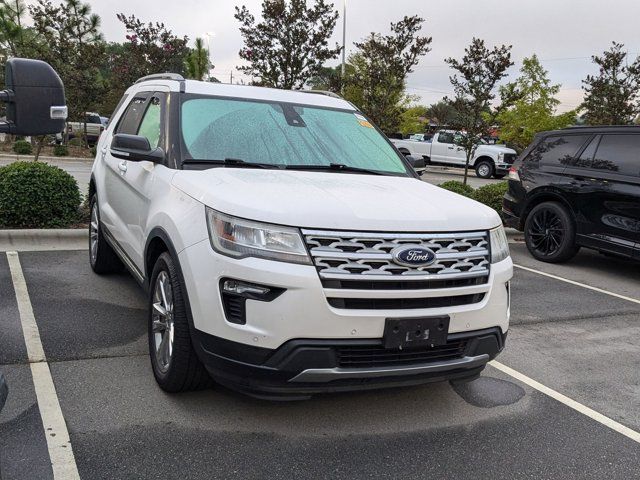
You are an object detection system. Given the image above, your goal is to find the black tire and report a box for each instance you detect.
[493,173,506,179]
[524,202,579,263]
[475,159,495,179]
[148,252,211,392]
[89,196,123,274]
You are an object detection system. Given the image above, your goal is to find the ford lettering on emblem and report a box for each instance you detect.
[391,245,437,267]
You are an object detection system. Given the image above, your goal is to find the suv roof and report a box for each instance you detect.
[130,75,356,111]
[545,125,640,135]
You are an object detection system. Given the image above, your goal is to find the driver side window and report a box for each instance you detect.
[137,96,162,148]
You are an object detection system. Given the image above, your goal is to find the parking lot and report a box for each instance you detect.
[1,240,639,479]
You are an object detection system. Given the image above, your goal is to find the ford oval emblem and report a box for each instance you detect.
[391,245,437,267]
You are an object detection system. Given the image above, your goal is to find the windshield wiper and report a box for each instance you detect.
[183,158,282,169]
[284,163,388,176]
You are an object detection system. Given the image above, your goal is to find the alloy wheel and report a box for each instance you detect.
[152,271,175,373]
[527,208,565,256]
[478,163,490,177]
[89,203,99,264]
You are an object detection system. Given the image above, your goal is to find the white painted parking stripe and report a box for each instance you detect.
[7,251,81,480]
[491,360,640,444]
[513,263,640,305]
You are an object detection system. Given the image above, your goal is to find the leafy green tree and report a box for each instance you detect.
[235,0,340,89]
[445,38,515,185]
[498,55,576,150]
[0,0,26,57]
[185,37,210,81]
[581,42,640,125]
[399,105,428,135]
[427,101,458,126]
[98,15,190,115]
[308,63,355,93]
[29,0,106,145]
[346,16,432,133]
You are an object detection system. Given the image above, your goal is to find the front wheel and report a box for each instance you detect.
[524,202,579,263]
[148,252,211,392]
[475,160,494,179]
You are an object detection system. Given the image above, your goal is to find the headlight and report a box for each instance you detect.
[489,225,510,263]
[206,208,311,264]
[497,152,505,161]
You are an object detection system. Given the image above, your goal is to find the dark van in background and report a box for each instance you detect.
[503,126,640,263]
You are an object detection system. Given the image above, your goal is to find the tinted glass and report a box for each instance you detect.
[526,135,589,166]
[137,96,161,148]
[571,135,599,168]
[592,134,640,176]
[181,97,409,175]
[116,96,150,135]
[437,132,454,144]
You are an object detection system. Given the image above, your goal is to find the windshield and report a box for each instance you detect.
[180,96,411,175]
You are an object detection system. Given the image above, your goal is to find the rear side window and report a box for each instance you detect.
[592,134,640,176]
[526,135,589,166]
[437,132,454,144]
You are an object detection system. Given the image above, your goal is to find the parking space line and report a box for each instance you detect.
[6,251,81,480]
[491,360,640,444]
[513,264,640,305]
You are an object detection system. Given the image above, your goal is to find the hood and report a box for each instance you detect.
[477,144,517,155]
[172,168,501,232]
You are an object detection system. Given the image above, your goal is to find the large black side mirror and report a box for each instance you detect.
[406,155,426,169]
[111,133,164,163]
[0,58,67,136]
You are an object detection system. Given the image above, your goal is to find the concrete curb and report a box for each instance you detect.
[0,229,87,252]
[0,153,93,163]
[0,227,523,252]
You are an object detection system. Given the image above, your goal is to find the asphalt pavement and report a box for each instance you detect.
[1,240,639,479]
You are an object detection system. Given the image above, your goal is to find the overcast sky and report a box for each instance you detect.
[35,0,640,112]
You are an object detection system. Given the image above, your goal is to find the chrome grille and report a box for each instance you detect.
[302,229,490,283]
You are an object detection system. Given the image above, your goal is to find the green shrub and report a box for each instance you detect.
[68,137,83,147]
[90,146,97,157]
[53,144,69,157]
[472,182,509,217]
[0,161,81,228]
[13,140,32,155]
[438,180,474,198]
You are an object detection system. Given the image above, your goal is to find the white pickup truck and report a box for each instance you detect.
[391,130,517,179]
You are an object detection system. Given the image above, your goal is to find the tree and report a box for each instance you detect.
[445,38,514,185]
[29,0,106,145]
[0,0,27,58]
[99,14,190,114]
[308,63,354,94]
[399,105,428,135]
[498,55,576,151]
[427,101,458,127]
[234,0,340,89]
[185,37,210,81]
[581,42,640,125]
[346,16,432,133]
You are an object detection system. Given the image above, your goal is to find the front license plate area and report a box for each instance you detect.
[383,316,450,350]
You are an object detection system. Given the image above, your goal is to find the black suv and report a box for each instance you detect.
[503,126,640,263]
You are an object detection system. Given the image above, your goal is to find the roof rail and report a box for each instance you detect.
[563,124,640,130]
[299,89,343,99]
[135,73,185,84]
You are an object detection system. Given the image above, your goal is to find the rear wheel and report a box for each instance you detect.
[89,197,122,274]
[524,202,579,263]
[148,252,211,392]
[475,160,494,179]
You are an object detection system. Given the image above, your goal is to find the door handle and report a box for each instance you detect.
[118,161,128,174]
[447,146,454,150]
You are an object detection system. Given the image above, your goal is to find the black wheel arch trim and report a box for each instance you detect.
[520,188,577,231]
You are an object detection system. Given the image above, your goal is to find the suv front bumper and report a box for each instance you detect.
[193,327,506,399]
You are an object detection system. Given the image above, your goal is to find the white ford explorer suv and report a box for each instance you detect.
[88,73,513,399]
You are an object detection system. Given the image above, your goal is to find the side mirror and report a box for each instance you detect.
[110,134,164,163]
[406,155,426,169]
[0,58,67,136]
